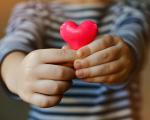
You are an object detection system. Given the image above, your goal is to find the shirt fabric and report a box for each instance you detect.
[0,0,149,120]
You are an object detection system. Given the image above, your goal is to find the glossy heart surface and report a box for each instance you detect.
[60,20,98,50]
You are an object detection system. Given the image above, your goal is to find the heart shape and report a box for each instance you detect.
[60,20,98,50]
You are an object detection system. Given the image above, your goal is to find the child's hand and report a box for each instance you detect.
[74,35,135,85]
[16,49,76,108]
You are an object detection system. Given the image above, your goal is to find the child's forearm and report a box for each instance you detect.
[1,52,26,94]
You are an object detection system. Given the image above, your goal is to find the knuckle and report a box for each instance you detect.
[99,77,107,83]
[84,69,90,77]
[64,82,72,91]
[49,97,62,107]
[91,78,97,83]
[102,65,110,74]
[28,50,40,61]
[57,68,66,79]
[84,59,90,67]
[79,47,91,58]
[30,95,51,108]
[112,49,120,59]
[57,49,67,57]
[109,63,118,72]
[123,44,130,53]
[84,78,92,83]
[24,66,34,77]
[126,59,132,66]
[37,98,50,108]
[52,82,71,94]
[19,90,32,103]
[104,35,113,45]
[101,53,109,60]
[52,83,60,94]
[24,81,33,90]
[98,67,103,74]
[108,76,116,83]
[114,36,124,43]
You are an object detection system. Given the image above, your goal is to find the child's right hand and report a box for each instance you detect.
[2,49,76,108]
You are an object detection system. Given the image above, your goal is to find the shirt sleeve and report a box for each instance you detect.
[0,1,50,99]
[104,5,150,90]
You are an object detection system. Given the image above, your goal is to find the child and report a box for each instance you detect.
[0,0,149,120]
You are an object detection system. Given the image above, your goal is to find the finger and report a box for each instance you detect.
[30,93,62,108]
[32,49,76,64]
[76,59,123,78]
[83,70,126,84]
[35,64,75,80]
[61,45,74,68]
[33,80,72,95]
[74,45,122,69]
[76,35,115,58]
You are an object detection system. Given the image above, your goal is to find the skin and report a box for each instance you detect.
[1,49,76,108]
[74,35,135,84]
[1,0,135,108]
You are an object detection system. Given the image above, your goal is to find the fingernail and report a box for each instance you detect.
[74,60,81,69]
[76,50,82,58]
[77,47,89,59]
[76,70,84,78]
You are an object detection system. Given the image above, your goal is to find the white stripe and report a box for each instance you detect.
[51,14,66,23]
[16,21,39,33]
[65,11,102,18]
[4,34,31,44]
[102,14,116,23]
[47,30,60,39]
[62,4,107,10]
[14,31,34,41]
[117,25,142,39]
[48,22,60,30]
[30,108,132,120]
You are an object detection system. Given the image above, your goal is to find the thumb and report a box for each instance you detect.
[62,44,71,49]
[62,44,74,68]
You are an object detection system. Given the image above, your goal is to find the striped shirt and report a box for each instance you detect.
[0,1,149,120]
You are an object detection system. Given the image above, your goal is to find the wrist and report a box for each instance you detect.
[4,76,18,95]
[1,52,26,95]
[2,62,22,95]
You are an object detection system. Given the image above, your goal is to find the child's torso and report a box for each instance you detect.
[27,2,139,120]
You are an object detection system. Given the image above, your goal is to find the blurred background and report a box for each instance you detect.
[0,0,150,120]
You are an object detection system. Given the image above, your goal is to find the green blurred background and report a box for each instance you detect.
[0,0,150,120]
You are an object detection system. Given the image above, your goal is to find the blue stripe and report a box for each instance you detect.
[30,105,130,116]
[28,114,132,120]
[117,17,143,28]
[64,87,126,99]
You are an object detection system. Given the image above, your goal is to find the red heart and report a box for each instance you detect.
[60,20,98,50]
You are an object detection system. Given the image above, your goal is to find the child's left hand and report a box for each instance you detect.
[74,35,135,84]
